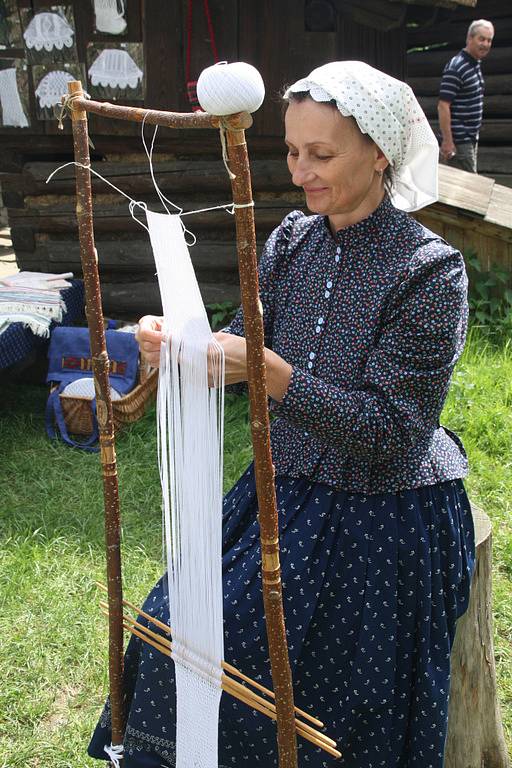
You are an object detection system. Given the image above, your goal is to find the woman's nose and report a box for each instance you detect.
[291,158,315,187]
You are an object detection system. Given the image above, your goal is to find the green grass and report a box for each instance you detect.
[0,327,511,766]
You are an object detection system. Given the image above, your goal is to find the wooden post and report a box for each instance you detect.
[226,125,298,768]
[68,81,126,758]
[446,505,510,768]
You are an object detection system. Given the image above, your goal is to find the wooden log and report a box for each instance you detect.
[7,198,300,237]
[408,46,512,77]
[419,94,512,119]
[446,505,510,768]
[426,119,512,144]
[19,157,292,197]
[100,280,240,320]
[407,17,512,48]
[408,74,512,97]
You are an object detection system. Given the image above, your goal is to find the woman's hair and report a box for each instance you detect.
[283,89,395,195]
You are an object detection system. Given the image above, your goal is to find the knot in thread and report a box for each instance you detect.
[57,90,91,130]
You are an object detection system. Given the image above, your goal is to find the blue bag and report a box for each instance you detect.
[45,326,139,451]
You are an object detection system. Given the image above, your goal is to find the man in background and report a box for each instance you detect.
[437,19,494,173]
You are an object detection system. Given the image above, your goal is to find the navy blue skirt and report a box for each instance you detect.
[89,465,474,768]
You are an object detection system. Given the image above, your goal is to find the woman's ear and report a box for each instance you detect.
[374,146,390,175]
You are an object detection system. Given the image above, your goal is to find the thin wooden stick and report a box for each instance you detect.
[225,125,298,767]
[65,94,252,131]
[69,80,125,751]
[113,615,341,759]
[98,598,325,731]
[103,608,337,751]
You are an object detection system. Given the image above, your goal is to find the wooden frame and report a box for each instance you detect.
[66,80,300,767]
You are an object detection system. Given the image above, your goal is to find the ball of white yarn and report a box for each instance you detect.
[196,61,265,116]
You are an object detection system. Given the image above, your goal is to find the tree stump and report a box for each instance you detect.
[446,505,510,768]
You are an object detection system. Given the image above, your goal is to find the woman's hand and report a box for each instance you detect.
[136,315,164,367]
[214,331,292,402]
[214,331,248,385]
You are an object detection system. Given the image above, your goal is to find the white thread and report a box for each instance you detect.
[196,61,265,116]
[45,161,239,229]
[219,124,236,181]
[148,210,224,768]
[103,743,123,767]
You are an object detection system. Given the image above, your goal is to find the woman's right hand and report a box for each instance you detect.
[136,315,164,367]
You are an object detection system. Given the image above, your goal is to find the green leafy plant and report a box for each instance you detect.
[207,300,239,331]
[465,249,512,333]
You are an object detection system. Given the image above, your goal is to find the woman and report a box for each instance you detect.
[89,61,474,768]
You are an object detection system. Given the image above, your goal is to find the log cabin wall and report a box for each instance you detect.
[0,0,406,318]
[406,0,512,188]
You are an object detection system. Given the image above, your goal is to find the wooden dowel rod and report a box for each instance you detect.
[118,618,341,758]
[97,588,323,729]
[114,609,336,751]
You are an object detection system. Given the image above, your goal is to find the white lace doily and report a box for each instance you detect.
[23,12,74,52]
[88,49,142,89]
[35,70,75,109]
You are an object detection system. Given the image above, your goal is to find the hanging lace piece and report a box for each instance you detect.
[147,210,224,768]
[88,48,143,90]
[0,67,28,127]
[23,11,74,52]
[93,0,127,35]
[35,70,75,110]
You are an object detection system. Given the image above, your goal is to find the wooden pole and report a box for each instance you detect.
[68,80,126,758]
[225,125,298,768]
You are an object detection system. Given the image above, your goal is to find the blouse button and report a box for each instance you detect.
[309,352,315,360]
[307,361,313,369]
[326,280,333,289]
[336,246,341,255]
[324,290,330,298]
[318,317,324,324]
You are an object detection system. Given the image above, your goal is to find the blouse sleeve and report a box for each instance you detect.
[276,244,468,459]
[223,211,305,344]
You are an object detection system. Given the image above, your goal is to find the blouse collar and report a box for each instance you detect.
[323,195,396,243]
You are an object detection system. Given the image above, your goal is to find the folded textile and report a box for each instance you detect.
[0,271,72,337]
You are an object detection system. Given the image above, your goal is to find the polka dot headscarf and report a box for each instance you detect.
[284,61,438,212]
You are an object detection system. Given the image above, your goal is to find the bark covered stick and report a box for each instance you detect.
[68,80,126,751]
[225,125,298,768]
[65,93,252,131]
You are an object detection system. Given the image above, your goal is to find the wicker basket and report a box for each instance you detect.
[54,364,158,436]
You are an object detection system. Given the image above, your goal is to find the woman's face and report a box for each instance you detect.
[284,98,387,230]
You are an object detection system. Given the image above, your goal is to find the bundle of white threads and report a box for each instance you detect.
[196,61,265,115]
[147,210,225,768]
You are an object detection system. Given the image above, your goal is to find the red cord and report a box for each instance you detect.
[186,0,219,83]
[203,0,219,63]
[185,0,193,83]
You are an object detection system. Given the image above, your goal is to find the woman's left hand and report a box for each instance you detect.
[214,331,292,402]
[214,331,248,385]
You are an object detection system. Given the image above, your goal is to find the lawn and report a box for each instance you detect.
[0,327,510,767]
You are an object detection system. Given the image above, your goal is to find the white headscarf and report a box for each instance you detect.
[284,61,438,212]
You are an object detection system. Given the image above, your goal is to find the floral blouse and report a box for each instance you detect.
[226,196,469,494]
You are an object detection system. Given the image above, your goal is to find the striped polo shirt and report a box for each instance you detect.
[439,49,484,144]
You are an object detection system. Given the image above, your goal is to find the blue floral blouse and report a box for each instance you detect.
[226,196,469,494]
